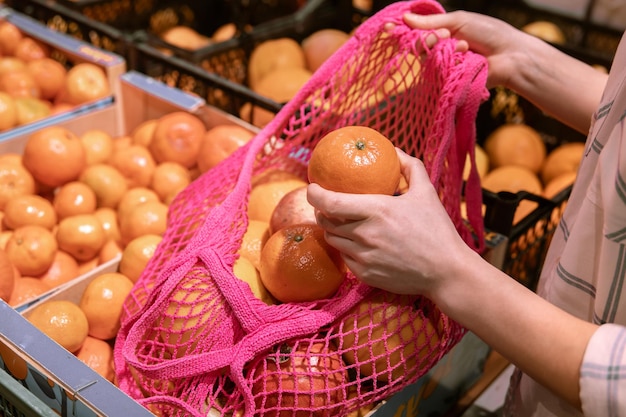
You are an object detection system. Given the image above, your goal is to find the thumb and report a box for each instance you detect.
[396,148,431,192]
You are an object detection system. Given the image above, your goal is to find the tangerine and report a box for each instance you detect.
[0,248,15,302]
[0,160,36,210]
[0,91,17,131]
[64,63,111,105]
[26,58,67,101]
[196,124,255,172]
[118,200,168,245]
[237,220,270,270]
[80,130,115,166]
[259,223,346,303]
[22,126,86,188]
[79,272,134,340]
[56,214,106,262]
[75,335,115,381]
[8,277,50,307]
[109,144,157,188]
[150,162,191,202]
[3,194,57,230]
[38,250,80,288]
[540,142,585,185]
[308,125,401,195]
[248,172,307,223]
[98,239,123,265]
[338,292,443,383]
[26,300,88,353]
[78,163,128,209]
[233,256,273,305]
[53,181,98,220]
[93,207,122,244]
[484,124,547,174]
[131,119,157,147]
[117,187,160,221]
[148,111,206,169]
[119,234,163,283]
[5,225,57,277]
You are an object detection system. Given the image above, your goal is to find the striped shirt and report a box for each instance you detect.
[503,33,626,416]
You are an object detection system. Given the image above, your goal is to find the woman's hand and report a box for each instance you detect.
[307,149,474,299]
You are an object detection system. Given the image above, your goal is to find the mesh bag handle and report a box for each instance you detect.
[114,1,489,415]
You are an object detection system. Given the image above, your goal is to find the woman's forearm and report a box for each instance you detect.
[431,249,598,409]
[505,35,608,134]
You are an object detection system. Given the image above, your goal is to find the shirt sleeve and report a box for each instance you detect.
[580,324,626,416]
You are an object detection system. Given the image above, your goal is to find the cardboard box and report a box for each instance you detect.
[0,6,126,143]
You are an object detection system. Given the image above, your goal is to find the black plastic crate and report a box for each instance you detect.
[476,86,585,291]
[129,0,358,125]
[5,0,131,57]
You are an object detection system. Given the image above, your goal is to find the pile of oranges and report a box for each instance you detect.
[24,272,134,382]
[464,123,585,224]
[0,20,111,131]
[0,109,257,310]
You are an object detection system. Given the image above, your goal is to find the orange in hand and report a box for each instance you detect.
[307,125,401,195]
[259,223,346,303]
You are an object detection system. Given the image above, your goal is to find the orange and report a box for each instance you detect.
[131,119,157,147]
[22,126,86,188]
[118,200,168,245]
[109,144,157,188]
[308,125,401,195]
[5,225,57,277]
[26,300,88,353]
[0,153,23,166]
[247,37,306,89]
[0,69,41,99]
[242,67,312,128]
[259,223,346,303]
[462,144,490,181]
[159,275,223,358]
[77,257,99,276]
[0,160,36,210]
[482,165,543,225]
[13,37,49,62]
[338,292,443,383]
[301,28,351,72]
[0,91,17,131]
[8,277,50,307]
[0,230,13,250]
[26,58,67,101]
[0,57,26,76]
[98,239,123,265]
[78,163,128,209]
[196,124,255,172]
[79,272,134,340]
[0,22,23,56]
[0,339,28,380]
[233,256,273,305]
[14,97,51,126]
[150,162,191,202]
[56,214,106,262]
[75,335,115,381]
[248,172,307,223]
[38,250,80,288]
[116,187,160,221]
[64,63,111,105]
[543,171,577,200]
[53,181,98,220]
[237,219,270,270]
[93,207,122,245]
[80,130,115,166]
[269,185,316,235]
[483,124,547,174]
[148,111,207,169]
[119,234,163,283]
[0,248,15,302]
[540,142,585,185]
[481,165,543,195]
[3,194,57,230]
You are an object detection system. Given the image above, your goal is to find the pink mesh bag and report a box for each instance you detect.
[113,1,489,415]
